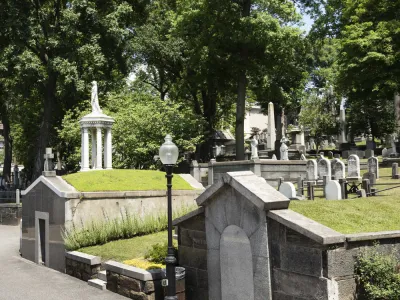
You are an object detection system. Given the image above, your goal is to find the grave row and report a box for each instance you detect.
[305,155,379,182]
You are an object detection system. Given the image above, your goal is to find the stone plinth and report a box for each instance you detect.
[79,112,115,171]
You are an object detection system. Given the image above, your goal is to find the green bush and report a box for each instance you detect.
[355,246,400,299]
[62,204,196,250]
[144,241,177,264]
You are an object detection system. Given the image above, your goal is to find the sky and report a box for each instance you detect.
[301,13,314,33]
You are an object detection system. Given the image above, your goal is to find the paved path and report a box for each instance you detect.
[0,225,126,300]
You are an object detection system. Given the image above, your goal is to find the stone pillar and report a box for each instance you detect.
[104,127,112,169]
[339,108,347,144]
[91,128,97,169]
[267,102,276,150]
[81,128,90,171]
[96,127,103,169]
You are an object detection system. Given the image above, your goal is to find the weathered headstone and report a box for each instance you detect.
[332,159,345,180]
[317,157,331,180]
[367,156,379,179]
[267,102,276,150]
[392,163,399,179]
[365,149,374,159]
[362,172,376,186]
[347,154,361,180]
[382,148,388,158]
[271,154,277,160]
[325,180,342,200]
[279,182,296,199]
[328,151,333,159]
[306,160,318,181]
[342,150,349,159]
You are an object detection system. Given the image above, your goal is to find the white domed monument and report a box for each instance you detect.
[79,81,115,171]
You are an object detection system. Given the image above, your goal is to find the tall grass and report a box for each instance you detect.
[63,204,197,250]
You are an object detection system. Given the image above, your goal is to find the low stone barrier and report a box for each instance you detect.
[0,203,22,225]
[65,251,101,281]
[105,260,164,300]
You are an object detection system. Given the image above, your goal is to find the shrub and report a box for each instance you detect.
[144,242,177,264]
[355,246,400,300]
[62,204,196,250]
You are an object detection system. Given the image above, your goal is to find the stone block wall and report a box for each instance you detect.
[65,251,101,281]
[267,218,338,300]
[176,209,208,300]
[105,261,164,300]
[0,204,22,225]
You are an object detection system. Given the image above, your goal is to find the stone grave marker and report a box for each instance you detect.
[317,157,331,180]
[347,154,361,180]
[271,154,277,160]
[325,180,342,200]
[300,154,306,160]
[306,160,318,181]
[328,151,333,159]
[367,157,379,179]
[342,150,349,159]
[382,148,388,158]
[392,163,399,179]
[362,172,376,186]
[334,154,340,159]
[279,182,296,199]
[332,159,345,180]
[365,149,374,159]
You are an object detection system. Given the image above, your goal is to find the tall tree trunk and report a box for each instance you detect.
[236,71,246,160]
[1,105,12,183]
[32,72,57,180]
[235,0,251,161]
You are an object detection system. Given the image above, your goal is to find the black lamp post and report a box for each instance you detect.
[159,134,179,300]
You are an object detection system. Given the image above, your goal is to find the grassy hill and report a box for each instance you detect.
[63,169,194,192]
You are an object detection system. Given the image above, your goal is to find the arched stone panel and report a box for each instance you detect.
[220,225,254,300]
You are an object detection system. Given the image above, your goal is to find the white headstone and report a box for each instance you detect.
[347,154,361,180]
[318,157,331,180]
[279,182,296,199]
[332,159,345,180]
[306,160,318,181]
[325,180,342,200]
[251,137,258,159]
[271,154,277,160]
[367,156,379,179]
[267,102,276,150]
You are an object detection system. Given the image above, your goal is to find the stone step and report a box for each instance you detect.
[97,270,107,281]
[88,278,106,290]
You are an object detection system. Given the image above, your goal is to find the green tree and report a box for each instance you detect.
[0,0,147,180]
[299,90,338,151]
[58,91,205,170]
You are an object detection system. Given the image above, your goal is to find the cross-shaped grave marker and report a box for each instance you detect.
[43,147,56,176]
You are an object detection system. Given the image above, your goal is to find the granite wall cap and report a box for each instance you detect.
[66,251,101,265]
[346,230,400,242]
[196,171,290,210]
[104,260,163,281]
[172,207,204,226]
[268,209,345,245]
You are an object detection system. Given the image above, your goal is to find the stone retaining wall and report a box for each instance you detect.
[173,208,208,300]
[105,260,164,300]
[0,204,22,225]
[65,251,101,281]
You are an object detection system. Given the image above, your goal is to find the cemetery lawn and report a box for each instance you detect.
[79,230,168,263]
[63,170,194,191]
[290,166,400,234]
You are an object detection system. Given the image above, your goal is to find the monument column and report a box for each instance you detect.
[104,127,113,169]
[267,102,276,150]
[81,128,90,171]
[91,128,97,169]
[339,108,347,144]
[96,127,103,169]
